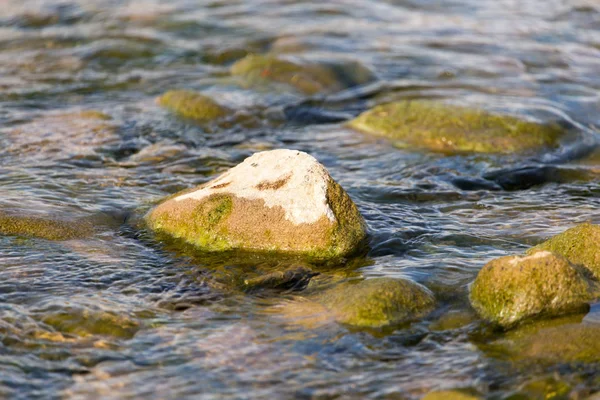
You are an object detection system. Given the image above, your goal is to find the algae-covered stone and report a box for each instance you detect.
[470,251,597,327]
[347,101,564,154]
[231,54,374,95]
[243,266,319,293]
[0,212,94,241]
[156,90,231,122]
[527,223,600,279]
[312,278,435,328]
[145,149,367,258]
[422,390,481,400]
[493,320,600,364]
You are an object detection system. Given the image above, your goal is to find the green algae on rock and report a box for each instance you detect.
[527,223,600,279]
[145,149,367,258]
[421,389,481,400]
[347,101,564,154]
[156,90,231,122]
[230,54,375,95]
[243,266,318,293]
[0,212,94,241]
[312,278,435,328]
[469,251,597,328]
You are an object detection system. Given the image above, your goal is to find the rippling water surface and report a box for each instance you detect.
[1,0,600,398]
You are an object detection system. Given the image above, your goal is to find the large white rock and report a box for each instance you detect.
[145,149,366,258]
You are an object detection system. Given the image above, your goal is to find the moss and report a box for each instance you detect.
[324,180,368,258]
[157,90,230,122]
[347,101,564,154]
[312,278,435,328]
[231,54,374,95]
[147,194,234,251]
[527,223,600,279]
[0,212,94,241]
[422,390,481,400]
[469,252,596,328]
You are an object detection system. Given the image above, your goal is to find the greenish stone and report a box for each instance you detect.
[527,223,600,279]
[469,251,597,328]
[0,212,94,241]
[41,309,139,339]
[243,266,318,292]
[347,101,564,154]
[312,278,435,328]
[157,90,230,122]
[230,54,374,95]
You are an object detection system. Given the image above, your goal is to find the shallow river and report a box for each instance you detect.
[1,0,600,398]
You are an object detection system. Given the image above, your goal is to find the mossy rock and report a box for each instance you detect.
[243,266,319,293]
[41,308,139,339]
[469,251,597,328]
[145,149,366,258]
[312,278,435,328]
[230,54,375,95]
[495,321,600,364]
[347,101,564,154]
[527,223,600,279]
[421,390,481,400]
[156,90,231,122]
[0,212,94,241]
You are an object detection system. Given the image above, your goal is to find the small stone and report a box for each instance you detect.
[347,101,564,154]
[422,390,481,400]
[230,54,375,95]
[312,278,435,328]
[0,212,94,241]
[145,149,367,258]
[156,90,231,122]
[469,251,597,327]
[243,266,319,293]
[527,223,600,279]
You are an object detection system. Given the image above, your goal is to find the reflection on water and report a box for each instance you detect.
[0,0,599,398]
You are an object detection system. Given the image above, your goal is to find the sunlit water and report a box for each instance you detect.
[0,0,599,398]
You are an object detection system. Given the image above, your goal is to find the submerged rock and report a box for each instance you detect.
[5,110,117,161]
[243,266,319,293]
[469,251,597,327]
[422,390,481,400]
[230,54,375,95]
[156,90,231,122]
[312,278,435,328]
[527,223,600,279]
[145,149,367,258]
[0,212,94,241]
[347,101,564,154]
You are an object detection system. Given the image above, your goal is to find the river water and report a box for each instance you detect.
[1,0,600,398]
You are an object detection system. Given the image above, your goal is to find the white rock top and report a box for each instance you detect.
[508,250,553,266]
[175,149,336,225]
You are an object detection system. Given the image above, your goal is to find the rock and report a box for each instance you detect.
[230,54,375,95]
[469,251,597,327]
[421,390,481,400]
[0,211,94,241]
[5,110,117,161]
[243,266,319,293]
[312,278,435,328]
[156,90,231,122]
[347,101,564,154]
[145,149,367,258]
[490,318,600,364]
[527,223,600,279]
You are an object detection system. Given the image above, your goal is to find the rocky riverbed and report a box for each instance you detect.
[1,0,600,399]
